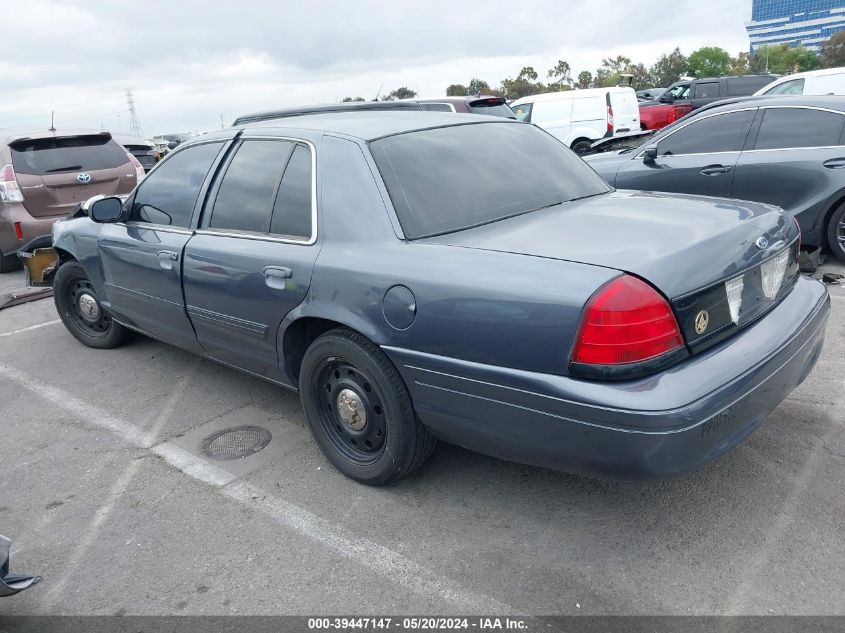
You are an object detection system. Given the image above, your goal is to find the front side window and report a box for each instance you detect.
[666,84,691,100]
[693,82,720,100]
[130,141,223,227]
[754,108,845,150]
[656,110,755,156]
[370,122,610,239]
[765,78,805,95]
[512,103,532,122]
[209,140,294,233]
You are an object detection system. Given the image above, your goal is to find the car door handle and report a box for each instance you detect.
[157,250,179,270]
[263,266,292,289]
[700,165,732,176]
[822,158,845,169]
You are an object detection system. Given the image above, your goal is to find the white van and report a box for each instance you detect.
[510,87,640,154]
[753,67,845,96]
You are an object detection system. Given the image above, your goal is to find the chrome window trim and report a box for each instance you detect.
[203,135,318,246]
[114,221,194,236]
[635,106,759,158]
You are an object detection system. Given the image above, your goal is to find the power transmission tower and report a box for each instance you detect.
[126,89,144,138]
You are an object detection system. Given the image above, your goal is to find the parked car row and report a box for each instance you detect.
[19,108,829,485]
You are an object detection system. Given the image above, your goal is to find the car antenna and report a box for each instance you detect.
[49,110,56,132]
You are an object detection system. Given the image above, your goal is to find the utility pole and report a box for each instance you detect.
[126,89,144,138]
[219,113,225,130]
[49,111,56,132]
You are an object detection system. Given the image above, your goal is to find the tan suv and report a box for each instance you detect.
[0,130,142,272]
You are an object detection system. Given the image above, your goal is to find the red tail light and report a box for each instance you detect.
[607,105,614,133]
[572,275,684,365]
[0,164,24,204]
[126,152,146,182]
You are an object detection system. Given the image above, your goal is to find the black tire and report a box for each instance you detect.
[571,139,593,156]
[53,261,130,349]
[826,204,845,261]
[299,328,436,485]
[0,250,22,273]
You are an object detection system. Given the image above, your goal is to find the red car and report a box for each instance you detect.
[638,101,693,131]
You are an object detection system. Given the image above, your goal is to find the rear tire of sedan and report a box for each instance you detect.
[53,261,130,349]
[0,250,22,273]
[826,204,845,261]
[299,328,437,485]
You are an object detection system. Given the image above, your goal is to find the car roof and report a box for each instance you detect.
[232,101,424,126]
[694,94,845,115]
[416,95,503,104]
[767,66,845,81]
[3,129,112,146]
[203,112,521,143]
[511,87,633,105]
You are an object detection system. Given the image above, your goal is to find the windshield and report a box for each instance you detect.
[369,122,611,239]
[467,98,516,118]
[10,135,129,175]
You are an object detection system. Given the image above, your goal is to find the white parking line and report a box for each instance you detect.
[0,362,515,614]
[0,319,61,337]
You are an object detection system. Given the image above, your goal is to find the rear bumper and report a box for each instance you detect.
[0,203,65,255]
[384,276,829,478]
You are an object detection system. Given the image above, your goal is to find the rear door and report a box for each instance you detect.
[10,135,136,218]
[97,140,228,351]
[182,137,319,380]
[689,80,721,109]
[615,108,757,198]
[609,89,639,133]
[732,106,845,237]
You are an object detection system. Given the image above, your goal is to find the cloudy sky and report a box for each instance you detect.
[2,0,752,135]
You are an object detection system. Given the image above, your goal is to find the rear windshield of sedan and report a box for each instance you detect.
[10,136,130,175]
[369,122,610,238]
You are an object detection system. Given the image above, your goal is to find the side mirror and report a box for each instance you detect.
[642,145,658,163]
[167,141,178,149]
[660,94,675,103]
[90,197,124,223]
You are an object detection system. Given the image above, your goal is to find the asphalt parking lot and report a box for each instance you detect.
[0,263,843,616]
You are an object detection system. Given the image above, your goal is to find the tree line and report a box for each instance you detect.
[341,33,845,103]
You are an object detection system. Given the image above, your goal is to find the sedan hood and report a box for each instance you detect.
[422,190,796,299]
[583,151,630,185]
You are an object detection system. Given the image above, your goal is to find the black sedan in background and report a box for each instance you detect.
[585,96,845,260]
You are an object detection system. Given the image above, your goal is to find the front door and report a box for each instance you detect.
[182,138,319,380]
[97,140,228,351]
[616,108,757,198]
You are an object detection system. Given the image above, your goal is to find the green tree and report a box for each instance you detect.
[467,78,492,94]
[626,63,654,89]
[547,59,572,90]
[730,51,750,75]
[687,47,732,77]
[750,44,819,74]
[576,70,593,89]
[446,83,468,96]
[517,66,539,81]
[820,31,845,68]
[595,55,631,87]
[381,86,417,101]
[650,48,688,87]
[341,96,365,102]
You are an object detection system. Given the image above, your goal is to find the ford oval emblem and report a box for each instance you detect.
[755,236,769,250]
[77,173,91,184]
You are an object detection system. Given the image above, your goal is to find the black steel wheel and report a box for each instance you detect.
[827,204,845,261]
[299,328,436,485]
[571,139,593,156]
[53,261,130,349]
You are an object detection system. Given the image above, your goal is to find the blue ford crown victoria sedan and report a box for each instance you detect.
[28,112,829,484]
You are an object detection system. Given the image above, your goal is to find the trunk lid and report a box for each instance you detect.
[423,190,800,354]
[10,133,135,218]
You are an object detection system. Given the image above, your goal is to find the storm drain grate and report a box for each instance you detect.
[200,426,272,461]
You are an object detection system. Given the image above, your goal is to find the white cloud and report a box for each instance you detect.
[1,0,752,135]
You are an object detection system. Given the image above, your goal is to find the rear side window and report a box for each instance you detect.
[10,136,129,175]
[512,103,533,122]
[693,82,720,99]
[765,78,805,95]
[420,103,454,112]
[209,140,294,233]
[726,76,772,96]
[269,144,313,239]
[657,110,755,155]
[754,108,845,150]
[130,141,224,227]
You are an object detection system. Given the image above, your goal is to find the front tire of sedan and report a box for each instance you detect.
[299,328,437,485]
[826,204,845,261]
[53,261,130,349]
